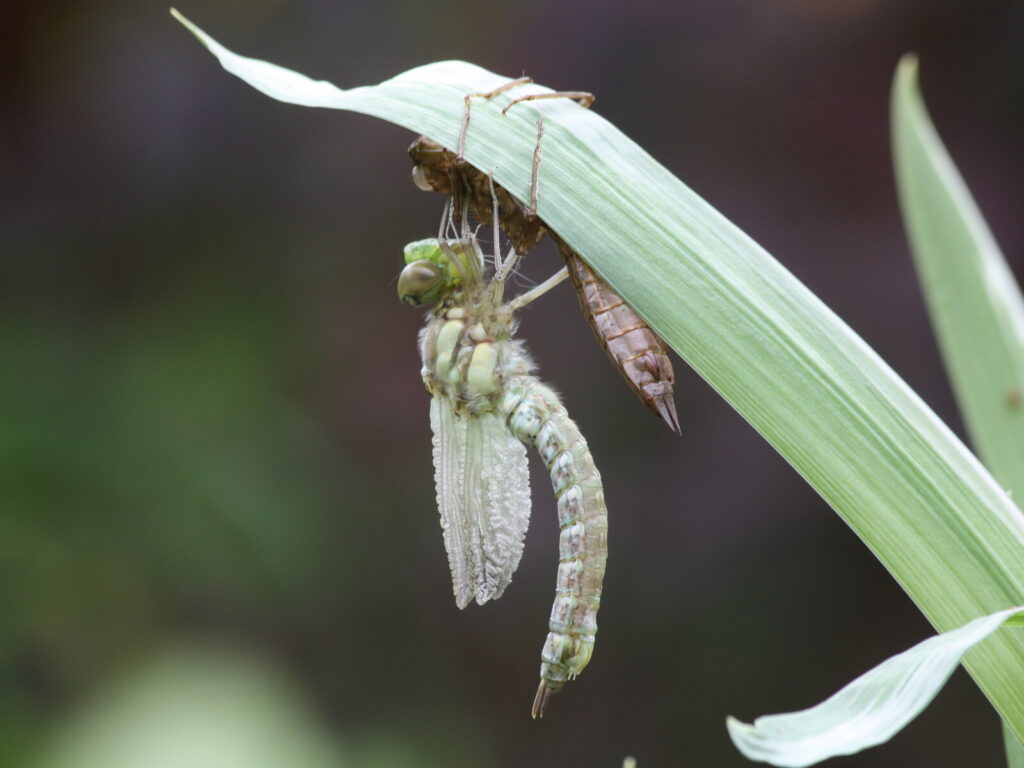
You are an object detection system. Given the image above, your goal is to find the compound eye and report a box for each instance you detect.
[398,260,444,305]
[411,165,433,192]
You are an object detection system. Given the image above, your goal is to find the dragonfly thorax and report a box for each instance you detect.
[420,304,528,416]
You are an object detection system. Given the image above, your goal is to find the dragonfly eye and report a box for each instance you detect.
[398,260,445,305]
[411,165,434,192]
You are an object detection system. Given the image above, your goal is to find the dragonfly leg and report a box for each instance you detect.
[514,90,592,216]
[488,170,503,273]
[436,198,451,240]
[506,267,569,312]
[448,165,476,236]
[527,118,544,216]
[483,169,528,284]
[487,170,522,280]
[500,90,595,115]
[456,76,534,164]
[457,195,472,240]
[496,245,521,282]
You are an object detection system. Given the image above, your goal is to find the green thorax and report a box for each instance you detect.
[400,235,526,413]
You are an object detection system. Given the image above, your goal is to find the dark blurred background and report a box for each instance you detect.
[4,1,1023,766]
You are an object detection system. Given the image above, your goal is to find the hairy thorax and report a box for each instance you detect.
[419,301,533,416]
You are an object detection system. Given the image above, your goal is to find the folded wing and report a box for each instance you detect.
[431,397,531,608]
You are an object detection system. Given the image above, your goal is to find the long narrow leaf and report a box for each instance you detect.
[892,55,1024,487]
[727,607,1024,767]
[892,53,1024,768]
[171,11,1024,740]
[1006,727,1024,768]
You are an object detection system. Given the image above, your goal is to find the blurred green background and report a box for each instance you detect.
[4,1,1023,766]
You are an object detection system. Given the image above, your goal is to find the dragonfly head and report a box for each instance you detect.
[399,238,458,306]
[398,260,445,306]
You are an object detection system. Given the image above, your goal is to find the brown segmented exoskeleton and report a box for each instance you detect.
[409,82,680,432]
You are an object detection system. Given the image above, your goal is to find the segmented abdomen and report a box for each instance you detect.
[559,241,680,433]
[500,377,608,718]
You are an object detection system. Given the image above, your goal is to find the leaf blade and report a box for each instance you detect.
[892,54,1024,490]
[726,608,1024,768]
[892,53,1024,768]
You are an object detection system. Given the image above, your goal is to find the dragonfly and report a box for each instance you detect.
[397,197,608,719]
[409,79,680,433]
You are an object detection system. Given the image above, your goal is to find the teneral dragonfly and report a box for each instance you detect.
[409,97,680,433]
[397,214,608,718]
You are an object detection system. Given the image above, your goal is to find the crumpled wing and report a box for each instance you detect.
[430,397,531,608]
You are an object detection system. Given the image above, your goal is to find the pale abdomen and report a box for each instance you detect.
[501,378,608,718]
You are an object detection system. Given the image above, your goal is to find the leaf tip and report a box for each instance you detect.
[891,53,926,142]
[897,53,920,80]
[725,714,753,741]
[169,7,208,48]
[893,52,921,99]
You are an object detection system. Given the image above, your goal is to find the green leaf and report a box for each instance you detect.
[726,607,1024,767]
[892,54,1024,492]
[892,53,1024,768]
[1006,727,1024,768]
[171,11,1024,742]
